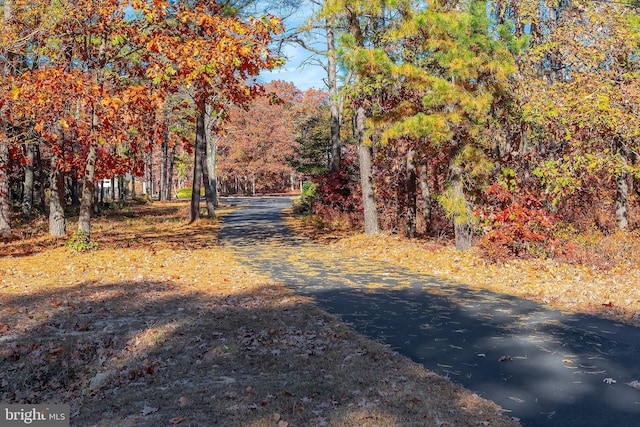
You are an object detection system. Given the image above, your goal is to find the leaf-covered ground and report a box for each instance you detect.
[284,210,640,327]
[0,201,517,427]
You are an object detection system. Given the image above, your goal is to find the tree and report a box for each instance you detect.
[291,88,332,176]
[146,1,283,221]
[0,0,15,235]
[292,0,345,172]
[519,1,640,231]
[320,0,416,235]
[353,1,516,248]
[218,81,300,195]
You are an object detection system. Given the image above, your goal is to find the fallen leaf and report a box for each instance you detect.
[628,380,640,390]
[142,406,158,416]
[278,421,289,427]
[170,417,184,425]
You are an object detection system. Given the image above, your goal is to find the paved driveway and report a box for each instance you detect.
[219,196,640,427]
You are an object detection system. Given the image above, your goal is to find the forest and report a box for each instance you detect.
[3,1,640,425]
[1,0,640,258]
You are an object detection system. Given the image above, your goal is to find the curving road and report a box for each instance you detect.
[219,196,640,427]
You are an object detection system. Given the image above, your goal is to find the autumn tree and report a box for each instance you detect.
[145,1,283,221]
[291,88,332,176]
[218,81,300,195]
[517,1,640,231]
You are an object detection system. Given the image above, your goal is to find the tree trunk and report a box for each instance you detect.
[355,106,379,234]
[167,145,175,200]
[200,138,215,216]
[159,125,168,201]
[118,175,124,201]
[419,157,432,235]
[21,143,35,219]
[405,148,417,238]
[78,142,97,237]
[327,22,341,172]
[71,174,79,206]
[36,144,45,211]
[93,184,99,214]
[616,157,629,231]
[146,148,154,201]
[49,147,66,236]
[0,0,13,235]
[0,134,11,235]
[190,107,206,222]
[131,175,136,197]
[450,163,473,250]
[204,105,219,208]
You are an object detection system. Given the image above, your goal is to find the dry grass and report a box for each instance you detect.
[0,201,518,427]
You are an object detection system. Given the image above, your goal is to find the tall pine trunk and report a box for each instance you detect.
[419,157,432,235]
[405,148,417,238]
[327,22,341,172]
[190,107,206,222]
[355,106,379,235]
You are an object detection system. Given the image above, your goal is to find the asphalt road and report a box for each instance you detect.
[219,196,640,427]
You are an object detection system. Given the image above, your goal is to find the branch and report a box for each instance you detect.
[291,36,327,56]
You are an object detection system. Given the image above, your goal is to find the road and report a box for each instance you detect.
[219,196,640,427]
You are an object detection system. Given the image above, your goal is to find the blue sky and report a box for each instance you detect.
[261,44,327,91]
[259,4,328,91]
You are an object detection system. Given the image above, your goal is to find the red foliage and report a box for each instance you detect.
[476,183,559,260]
[311,157,362,227]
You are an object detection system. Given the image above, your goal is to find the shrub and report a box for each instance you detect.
[476,183,559,261]
[176,187,205,199]
[66,230,98,252]
[293,181,317,214]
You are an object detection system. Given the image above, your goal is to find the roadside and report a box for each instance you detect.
[283,209,640,327]
[0,201,518,426]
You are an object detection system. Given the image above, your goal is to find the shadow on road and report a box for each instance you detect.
[219,196,640,427]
